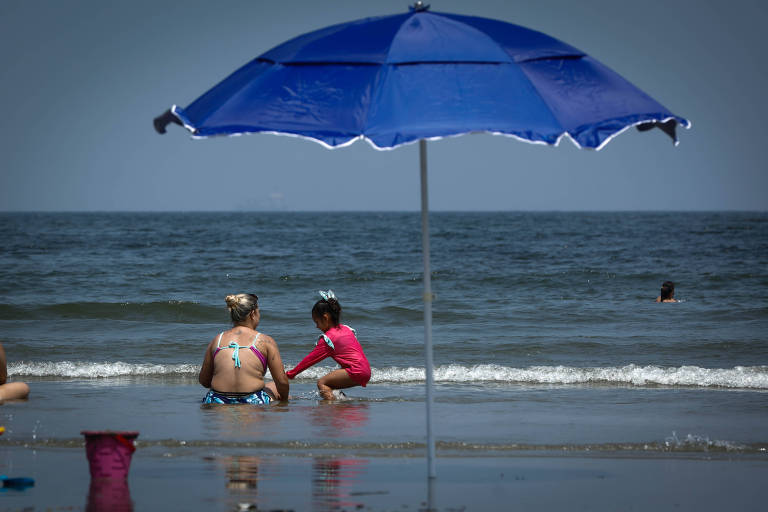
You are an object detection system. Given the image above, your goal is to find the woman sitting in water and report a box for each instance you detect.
[199,294,289,404]
[0,342,30,402]
[655,281,678,303]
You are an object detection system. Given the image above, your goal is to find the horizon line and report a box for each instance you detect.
[0,209,765,214]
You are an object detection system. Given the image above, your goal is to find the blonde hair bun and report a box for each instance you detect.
[225,293,259,324]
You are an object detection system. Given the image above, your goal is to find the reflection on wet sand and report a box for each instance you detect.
[205,454,371,511]
[200,402,278,439]
[224,455,260,490]
[312,457,368,511]
[202,453,442,511]
[204,454,263,510]
[200,400,385,510]
[86,478,133,512]
[305,401,370,438]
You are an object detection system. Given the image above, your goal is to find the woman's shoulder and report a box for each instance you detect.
[255,332,278,349]
[256,331,275,342]
[207,331,225,346]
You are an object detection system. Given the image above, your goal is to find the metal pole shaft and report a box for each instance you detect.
[419,139,436,479]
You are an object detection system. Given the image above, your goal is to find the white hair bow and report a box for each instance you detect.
[318,289,336,301]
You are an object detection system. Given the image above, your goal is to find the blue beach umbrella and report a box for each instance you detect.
[154,2,689,478]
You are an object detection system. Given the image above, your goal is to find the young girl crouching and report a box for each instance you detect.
[286,291,371,400]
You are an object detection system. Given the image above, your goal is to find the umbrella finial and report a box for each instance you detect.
[410,2,430,12]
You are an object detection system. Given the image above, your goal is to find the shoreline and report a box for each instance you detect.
[3,437,768,458]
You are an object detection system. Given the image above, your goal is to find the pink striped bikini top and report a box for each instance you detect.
[212,332,268,370]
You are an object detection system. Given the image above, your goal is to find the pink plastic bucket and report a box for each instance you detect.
[81,431,139,480]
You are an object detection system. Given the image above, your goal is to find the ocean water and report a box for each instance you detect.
[1,211,767,508]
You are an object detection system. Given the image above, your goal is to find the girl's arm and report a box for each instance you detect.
[286,340,333,379]
[198,339,215,388]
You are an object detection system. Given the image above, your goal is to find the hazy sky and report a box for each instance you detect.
[1,0,766,211]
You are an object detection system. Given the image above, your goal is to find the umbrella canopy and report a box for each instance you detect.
[155,2,688,479]
[156,4,689,150]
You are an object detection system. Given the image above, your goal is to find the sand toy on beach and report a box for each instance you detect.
[81,430,139,480]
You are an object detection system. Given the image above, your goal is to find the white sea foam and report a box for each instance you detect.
[9,362,768,389]
[664,431,747,452]
[363,363,768,389]
[9,361,198,378]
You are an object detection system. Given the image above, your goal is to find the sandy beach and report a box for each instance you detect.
[3,349,767,511]
[2,380,768,511]
[2,443,768,511]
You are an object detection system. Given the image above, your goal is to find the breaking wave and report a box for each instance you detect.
[9,362,768,389]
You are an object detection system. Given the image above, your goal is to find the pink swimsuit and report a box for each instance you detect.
[212,332,268,370]
[286,325,371,386]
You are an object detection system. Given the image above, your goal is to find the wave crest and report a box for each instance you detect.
[9,362,768,389]
[9,361,198,378]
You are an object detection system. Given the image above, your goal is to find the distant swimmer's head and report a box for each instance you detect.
[312,289,341,330]
[225,293,259,324]
[659,281,676,302]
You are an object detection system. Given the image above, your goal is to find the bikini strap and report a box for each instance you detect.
[215,332,267,369]
[249,333,269,370]
[248,333,261,354]
[212,333,225,359]
[228,340,243,368]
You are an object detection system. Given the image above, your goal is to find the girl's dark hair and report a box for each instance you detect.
[660,281,675,300]
[312,297,342,326]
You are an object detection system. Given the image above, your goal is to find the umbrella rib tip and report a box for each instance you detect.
[153,108,182,135]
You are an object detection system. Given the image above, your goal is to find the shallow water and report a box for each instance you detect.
[1,212,767,480]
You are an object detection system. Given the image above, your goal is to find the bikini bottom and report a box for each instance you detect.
[202,388,273,405]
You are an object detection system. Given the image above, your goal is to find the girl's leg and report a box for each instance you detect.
[317,369,358,400]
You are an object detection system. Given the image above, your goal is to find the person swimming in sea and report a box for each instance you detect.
[655,281,678,303]
[199,293,289,404]
[286,290,371,400]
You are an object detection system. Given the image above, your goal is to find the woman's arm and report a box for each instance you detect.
[264,336,289,401]
[198,339,215,388]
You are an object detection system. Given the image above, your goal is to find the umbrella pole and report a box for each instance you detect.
[419,139,437,479]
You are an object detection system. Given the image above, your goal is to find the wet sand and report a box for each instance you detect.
[2,380,768,510]
[2,444,767,511]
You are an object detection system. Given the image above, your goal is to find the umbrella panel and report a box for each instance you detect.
[521,56,681,148]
